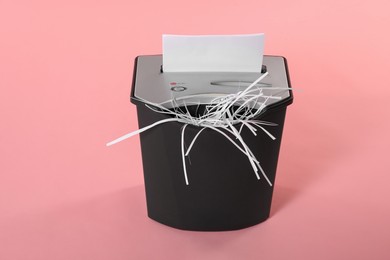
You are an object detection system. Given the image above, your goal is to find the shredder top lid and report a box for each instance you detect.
[131,55,292,110]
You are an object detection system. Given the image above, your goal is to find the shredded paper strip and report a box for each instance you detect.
[107,72,291,186]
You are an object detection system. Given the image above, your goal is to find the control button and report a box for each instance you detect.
[171,86,187,92]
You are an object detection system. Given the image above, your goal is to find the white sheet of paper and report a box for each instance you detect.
[162,33,264,72]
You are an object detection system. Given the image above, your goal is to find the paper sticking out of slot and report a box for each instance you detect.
[162,33,264,73]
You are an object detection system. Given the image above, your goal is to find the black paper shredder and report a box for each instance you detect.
[131,54,293,231]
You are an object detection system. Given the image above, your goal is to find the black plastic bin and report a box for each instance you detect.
[131,55,293,231]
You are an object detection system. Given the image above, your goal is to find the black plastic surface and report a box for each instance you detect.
[137,105,287,231]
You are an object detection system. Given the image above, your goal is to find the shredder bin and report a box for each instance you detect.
[131,55,293,231]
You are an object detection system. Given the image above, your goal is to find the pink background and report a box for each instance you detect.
[1,0,390,259]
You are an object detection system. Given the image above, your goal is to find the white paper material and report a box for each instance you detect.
[107,72,277,186]
[162,33,264,72]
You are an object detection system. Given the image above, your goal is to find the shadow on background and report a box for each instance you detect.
[269,106,351,216]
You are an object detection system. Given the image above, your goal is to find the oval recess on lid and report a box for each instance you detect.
[210,81,272,88]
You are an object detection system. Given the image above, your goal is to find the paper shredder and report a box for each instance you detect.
[131,54,293,231]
